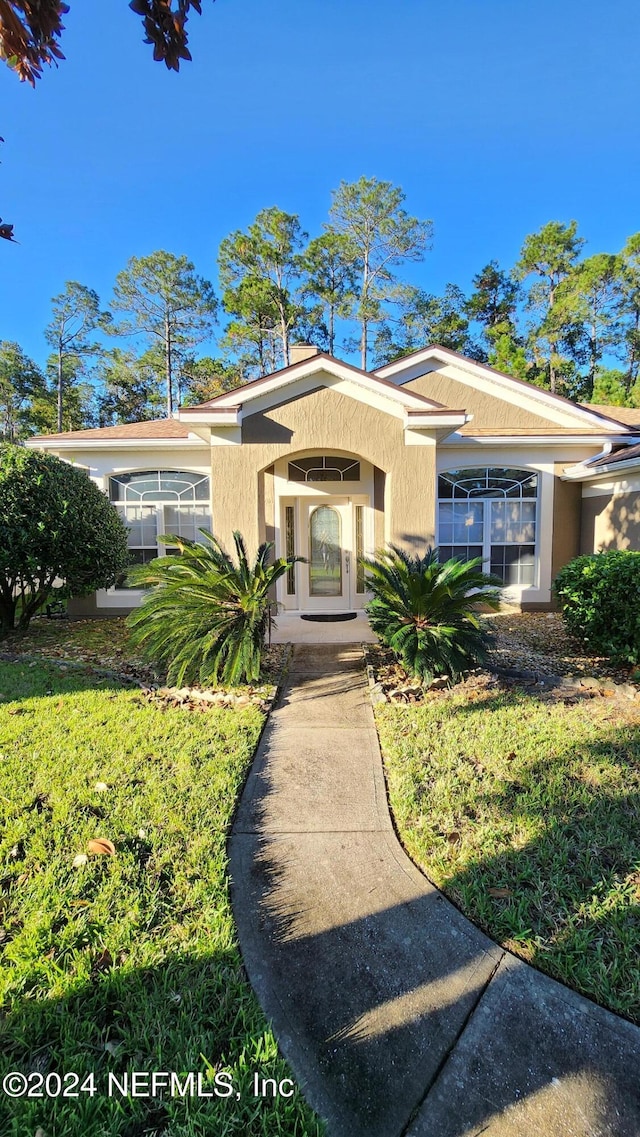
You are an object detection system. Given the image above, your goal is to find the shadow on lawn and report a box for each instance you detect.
[0,947,323,1137]
[0,656,141,703]
[228,681,640,1137]
[397,686,640,998]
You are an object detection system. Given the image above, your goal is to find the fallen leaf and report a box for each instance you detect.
[87,839,116,856]
[91,948,113,974]
[446,831,461,844]
[488,887,513,899]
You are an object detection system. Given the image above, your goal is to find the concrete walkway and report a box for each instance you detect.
[229,645,640,1137]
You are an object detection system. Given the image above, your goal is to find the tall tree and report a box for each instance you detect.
[179,355,240,404]
[96,347,164,425]
[327,177,432,370]
[618,233,640,388]
[590,368,631,407]
[0,341,46,439]
[220,276,280,379]
[300,232,357,356]
[42,353,97,431]
[550,253,623,398]
[373,284,482,366]
[465,261,521,348]
[44,281,107,432]
[514,220,585,393]
[110,251,217,417]
[218,207,306,370]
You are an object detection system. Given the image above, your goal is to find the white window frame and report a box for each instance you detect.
[105,469,212,600]
[436,467,540,593]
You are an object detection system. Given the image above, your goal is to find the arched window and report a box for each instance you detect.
[288,455,361,482]
[109,470,211,587]
[437,467,538,587]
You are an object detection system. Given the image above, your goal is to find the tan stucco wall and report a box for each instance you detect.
[581,492,640,553]
[210,382,436,554]
[405,370,571,431]
[550,466,582,582]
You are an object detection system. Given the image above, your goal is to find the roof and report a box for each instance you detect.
[587,441,640,468]
[457,427,620,437]
[30,418,195,442]
[181,350,450,413]
[27,351,640,447]
[579,404,640,427]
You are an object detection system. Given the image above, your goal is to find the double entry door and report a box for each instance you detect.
[283,497,369,612]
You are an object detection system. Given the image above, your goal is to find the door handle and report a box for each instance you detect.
[345,552,350,573]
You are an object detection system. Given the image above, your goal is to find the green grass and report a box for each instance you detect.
[0,659,323,1137]
[376,687,640,1024]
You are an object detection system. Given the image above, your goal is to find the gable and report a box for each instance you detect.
[376,346,632,434]
[405,370,565,433]
[241,383,409,470]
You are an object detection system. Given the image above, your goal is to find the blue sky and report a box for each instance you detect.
[1,0,639,368]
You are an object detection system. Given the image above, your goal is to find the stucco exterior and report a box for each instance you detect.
[210,380,437,555]
[26,346,640,617]
[406,368,562,432]
[581,485,640,553]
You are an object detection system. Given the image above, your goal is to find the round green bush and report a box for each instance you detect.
[553,550,640,665]
[0,443,129,633]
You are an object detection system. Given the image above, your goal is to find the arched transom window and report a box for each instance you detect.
[109,470,211,587]
[288,455,361,482]
[438,467,538,587]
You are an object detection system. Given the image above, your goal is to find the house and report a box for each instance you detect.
[27,344,640,616]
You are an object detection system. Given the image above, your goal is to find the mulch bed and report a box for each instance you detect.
[364,611,640,709]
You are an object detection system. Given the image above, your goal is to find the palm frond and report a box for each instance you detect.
[363,545,501,685]
[126,530,304,686]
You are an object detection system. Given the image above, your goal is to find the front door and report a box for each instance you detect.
[300,498,367,612]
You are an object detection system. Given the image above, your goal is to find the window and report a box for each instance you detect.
[438,468,538,587]
[288,456,360,482]
[109,470,211,588]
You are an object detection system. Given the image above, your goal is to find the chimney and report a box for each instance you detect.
[289,343,320,365]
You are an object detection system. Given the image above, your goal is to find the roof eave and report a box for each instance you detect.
[25,436,206,449]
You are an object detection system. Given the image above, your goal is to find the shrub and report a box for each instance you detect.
[0,443,129,634]
[126,529,302,686]
[553,551,640,665]
[363,546,501,685]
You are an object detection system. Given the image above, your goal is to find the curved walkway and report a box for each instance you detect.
[229,644,640,1137]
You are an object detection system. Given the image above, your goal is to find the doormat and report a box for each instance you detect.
[300,612,358,622]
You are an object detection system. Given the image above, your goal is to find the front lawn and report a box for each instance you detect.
[0,658,323,1137]
[377,683,640,1024]
[1,616,142,671]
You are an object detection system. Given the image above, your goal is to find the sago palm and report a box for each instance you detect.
[363,546,501,685]
[126,530,302,686]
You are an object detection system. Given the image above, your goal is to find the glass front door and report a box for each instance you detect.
[302,498,368,611]
[279,496,370,612]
